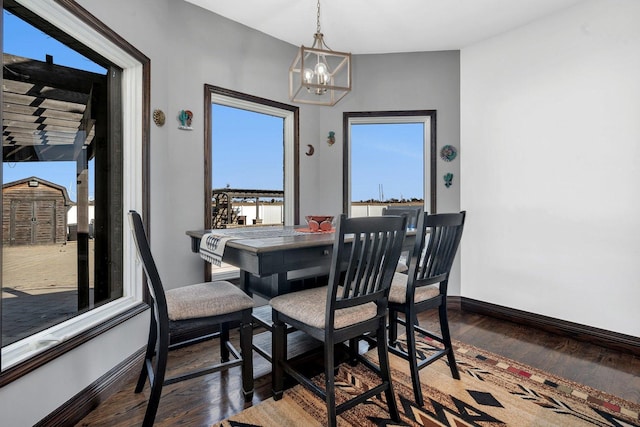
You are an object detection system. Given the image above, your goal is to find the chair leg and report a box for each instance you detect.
[405,307,424,406]
[388,309,398,346]
[220,322,230,363]
[439,304,460,379]
[348,337,359,365]
[324,336,337,427]
[141,336,169,427]
[240,311,254,401]
[377,318,400,421]
[272,313,286,401]
[135,314,158,393]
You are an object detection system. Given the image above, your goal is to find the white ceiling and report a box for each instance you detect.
[184,0,584,54]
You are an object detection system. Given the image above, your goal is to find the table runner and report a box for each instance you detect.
[199,227,311,266]
[199,233,237,266]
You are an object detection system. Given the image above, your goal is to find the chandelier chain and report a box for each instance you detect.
[316,0,321,34]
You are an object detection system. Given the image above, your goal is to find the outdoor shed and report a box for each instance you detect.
[2,176,71,245]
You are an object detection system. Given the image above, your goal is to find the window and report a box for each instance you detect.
[1,0,149,381]
[212,105,284,227]
[343,111,437,215]
[204,85,299,280]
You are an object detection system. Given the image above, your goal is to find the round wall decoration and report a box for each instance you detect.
[152,109,166,126]
[440,145,458,162]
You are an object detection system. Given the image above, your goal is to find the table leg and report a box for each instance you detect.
[239,270,252,297]
[269,272,290,297]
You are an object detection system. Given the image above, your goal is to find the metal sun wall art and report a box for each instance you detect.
[153,109,165,126]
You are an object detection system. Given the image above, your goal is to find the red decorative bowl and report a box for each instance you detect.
[305,215,334,232]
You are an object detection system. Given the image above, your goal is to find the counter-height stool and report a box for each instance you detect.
[129,211,254,427]
[270,213,407,427]
[388,211,466,406]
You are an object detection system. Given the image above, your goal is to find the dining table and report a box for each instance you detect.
[186,226,335,299]
[186,224,416,300]
[186,224,416,362]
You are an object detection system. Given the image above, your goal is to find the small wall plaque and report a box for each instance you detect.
[178,110,193,130]
[327,131,335,146]
[444,173,454,188]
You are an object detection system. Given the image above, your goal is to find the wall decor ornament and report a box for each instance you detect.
[444,173,454,188]
[178,109,193,130]
[305,144,315,156]
[327,131,335,146]
[440,144,457,162]
[152,109,165,126]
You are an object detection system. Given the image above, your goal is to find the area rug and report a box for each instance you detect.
[214,336,640,426]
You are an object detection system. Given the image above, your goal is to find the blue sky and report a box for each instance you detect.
[4,10,425,203]
[212,105,284,191]
[211,109,424,201]
[351,123,423,201]
[3,10,103,201]
[3,10,105,74]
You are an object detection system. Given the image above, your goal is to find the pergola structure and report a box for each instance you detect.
[3,52,108,310]
[3,53,98,162]
[212,188,284,227]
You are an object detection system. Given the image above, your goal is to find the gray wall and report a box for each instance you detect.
[0,1,302,425]
[309,50,461,217]
[1,1,462,423]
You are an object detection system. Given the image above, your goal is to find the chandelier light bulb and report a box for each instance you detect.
[303,68,315,84]
[315,61,328,77]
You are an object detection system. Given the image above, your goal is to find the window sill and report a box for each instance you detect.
[0,297,147,386]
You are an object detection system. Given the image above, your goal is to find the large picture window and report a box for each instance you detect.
[1,0,148,381]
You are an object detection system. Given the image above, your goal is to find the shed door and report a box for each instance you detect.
[10,199,56,245]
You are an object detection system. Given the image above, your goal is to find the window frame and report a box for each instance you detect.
[203,85,299,281]
[0,0,149,384]
[343,110,437,215]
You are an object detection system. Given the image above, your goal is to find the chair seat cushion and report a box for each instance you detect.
[270,286,377,330]
[166,281,254,321]
[388,272,439,304]
[395,260,409,273]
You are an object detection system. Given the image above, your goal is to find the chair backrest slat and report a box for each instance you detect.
[329,214,407,315]
[413,211,466,288]
[382,205,423,229]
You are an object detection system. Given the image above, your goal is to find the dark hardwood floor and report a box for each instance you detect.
[75,308,640,426]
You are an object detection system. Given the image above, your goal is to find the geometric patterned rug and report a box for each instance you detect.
[214,335,640,426]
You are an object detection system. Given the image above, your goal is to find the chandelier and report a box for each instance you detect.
[289,0,351,106]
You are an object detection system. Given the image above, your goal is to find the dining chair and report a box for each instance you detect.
[128,211,254,427]
[383,205,424,273]
[387,210,466,406]
[270,213,407,427]
[383,205,422,230]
